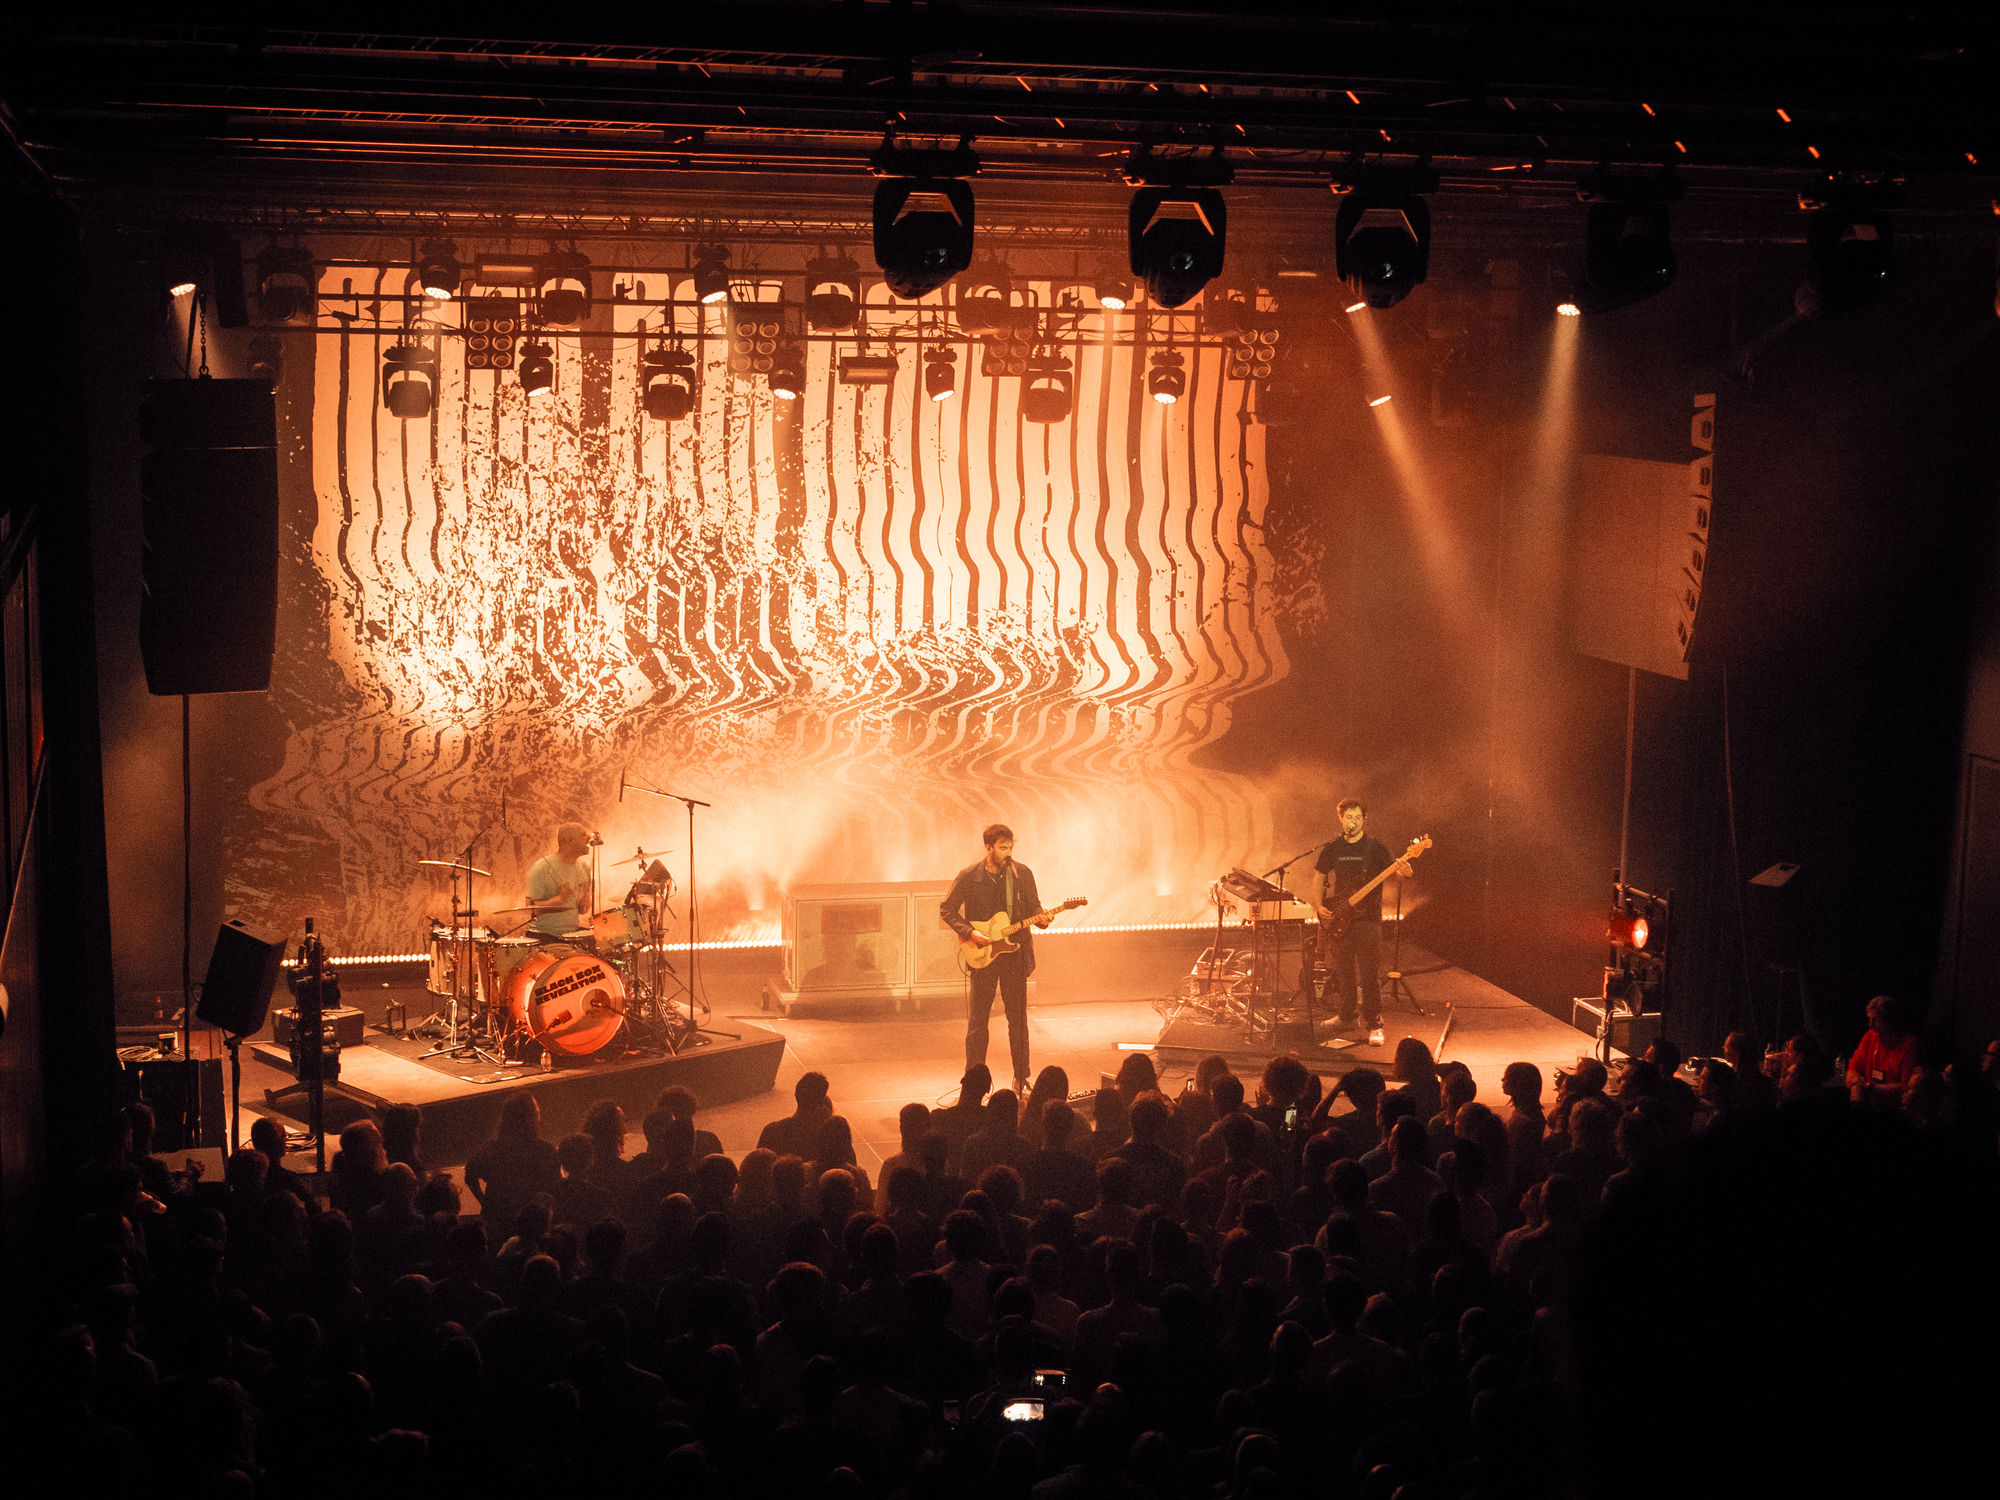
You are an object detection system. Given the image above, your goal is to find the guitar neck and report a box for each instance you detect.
[1346,868,1397,909]
[1000,907,1057,938]
[1344,842,1428,908]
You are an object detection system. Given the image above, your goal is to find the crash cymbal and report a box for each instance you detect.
[483,905,537,916]
[610,846,674,868]
[417,858,492,877]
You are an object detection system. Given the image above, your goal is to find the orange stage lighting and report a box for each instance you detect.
[1607,910,1650,949]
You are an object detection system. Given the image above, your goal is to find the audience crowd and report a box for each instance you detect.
[23,994,2000,1498]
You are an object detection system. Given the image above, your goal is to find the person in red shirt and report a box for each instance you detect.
[1846,994,1919,1110]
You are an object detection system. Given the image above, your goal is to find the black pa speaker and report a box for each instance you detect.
[196,919,286,1036]
[138,379,280,695]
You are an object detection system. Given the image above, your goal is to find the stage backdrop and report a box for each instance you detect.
[226,274,1315,955]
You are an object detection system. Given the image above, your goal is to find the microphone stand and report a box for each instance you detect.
[1259,844,1323,1040]
[622,777,737,1046]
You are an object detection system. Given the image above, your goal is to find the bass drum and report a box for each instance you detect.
[501,944,627,1058]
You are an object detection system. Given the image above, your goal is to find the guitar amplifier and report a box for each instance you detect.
[908,890,964,987]
[787,892,911,991]
[782,882,968,1005]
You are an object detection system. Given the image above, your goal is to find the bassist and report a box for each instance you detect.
[941,823,1046,1094]
[1313,799,1414,1046]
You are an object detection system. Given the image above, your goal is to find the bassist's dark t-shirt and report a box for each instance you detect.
[1316,834,1391,921]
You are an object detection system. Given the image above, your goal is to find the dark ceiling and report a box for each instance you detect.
[4,6,1996,250]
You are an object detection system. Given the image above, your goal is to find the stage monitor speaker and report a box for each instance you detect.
[138,378,280,696]
[197,919,286,1037]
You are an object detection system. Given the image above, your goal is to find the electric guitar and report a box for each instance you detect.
[1317,835,1433,941]
[958,897,1089,969]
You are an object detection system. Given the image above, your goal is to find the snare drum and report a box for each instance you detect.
[591,903,649,950]
[500,944,627,1058]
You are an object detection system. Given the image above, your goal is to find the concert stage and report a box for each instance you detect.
[225,929,1595,1179]
[656,932,1600,1184]
[247,1004,785,1167]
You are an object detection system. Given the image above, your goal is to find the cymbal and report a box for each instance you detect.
[483,905,537,916]
[417,858,491,877]
[610,846,673,868]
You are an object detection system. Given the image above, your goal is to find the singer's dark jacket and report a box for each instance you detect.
[940,858,1042,974]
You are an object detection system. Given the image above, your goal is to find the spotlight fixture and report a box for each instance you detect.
[1556,301,1583,317]
[1147,350,1186,405]
[955,263,1016,338]
[464,296,521,370]
[414,239,461,301]
[1367,393,1392,407]
[641,346,697,421]
[837,353,900,386]
[871,134,979,300]
[472,254,540,288]
[728,294,784,374]
[1794,182,1900,318]
[1221,301,1279,383]
[1124,147,1232,309]
[1572,175,1682,312]
[255,244,317,324]
[1021,352,1074,423]
[1332,167,1438,309]
[1203,287,1250,338]
[769,345,806,400]
[169,279,198,299]
[692,246,732,305]
[1128,189,1228,309]
[518,340,556,398]
[535,249,592,328]
[1094,273,1134,311]
[1606,909,1650,949]
[805,254,863,331]
[381,341,439,419]
[923,347,957,401]
[1345,300,1367,314]
[1603,884,1671,1016]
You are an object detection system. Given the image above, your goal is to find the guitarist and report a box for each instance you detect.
[940,823,1046,1094]
[1313,799,1414,1046]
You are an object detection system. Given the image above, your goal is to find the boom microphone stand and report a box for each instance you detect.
[621,777,736,1047]
[1261,844,1324,1037]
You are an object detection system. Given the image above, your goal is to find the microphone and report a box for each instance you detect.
[618,768,626,803]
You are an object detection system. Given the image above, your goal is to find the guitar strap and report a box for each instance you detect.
[1004,864,1017,920]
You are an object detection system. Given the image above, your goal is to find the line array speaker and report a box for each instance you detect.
[138,379,280,696]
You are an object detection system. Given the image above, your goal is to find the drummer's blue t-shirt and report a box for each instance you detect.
[525,855,589,937]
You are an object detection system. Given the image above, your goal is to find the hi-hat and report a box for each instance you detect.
[611,846,673,868]
[417,858,491,877]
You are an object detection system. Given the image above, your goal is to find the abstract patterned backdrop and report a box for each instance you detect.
[227,272,1315,954]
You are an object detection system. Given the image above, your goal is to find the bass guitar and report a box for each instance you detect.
[959,897,1089,970]
[1318,835,1433,940]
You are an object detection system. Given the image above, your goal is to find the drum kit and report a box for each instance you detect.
[414,842,689,1066]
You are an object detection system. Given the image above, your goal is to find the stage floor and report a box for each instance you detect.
[225,941,1600,1185]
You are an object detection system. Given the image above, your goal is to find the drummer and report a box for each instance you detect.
[525,822,593,939]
